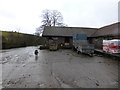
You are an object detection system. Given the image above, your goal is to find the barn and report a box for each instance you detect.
[42,22,120,50]
[42,26,97,49]
[90,22,120,49]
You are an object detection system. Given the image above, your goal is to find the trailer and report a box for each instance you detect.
[73,34,94,56]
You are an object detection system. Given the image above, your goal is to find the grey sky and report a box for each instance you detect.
[0,0,119,34]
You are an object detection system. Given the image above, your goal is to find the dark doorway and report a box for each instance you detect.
[65,37,70,43]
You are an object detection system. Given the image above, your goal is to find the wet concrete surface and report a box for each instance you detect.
[0,46,119,88]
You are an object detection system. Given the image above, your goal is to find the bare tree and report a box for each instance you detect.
[35,9,67,36]
[41,9,66,27]
[41,9,52,26]
[35,26,44,36]
[51,10,63,26]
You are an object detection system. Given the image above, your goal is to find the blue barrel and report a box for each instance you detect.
[73,34,87,40]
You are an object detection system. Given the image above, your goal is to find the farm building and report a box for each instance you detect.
[42,22,120,49]
[42,26,97,49]
[90,22,120,49]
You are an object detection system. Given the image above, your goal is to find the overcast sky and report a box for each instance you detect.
[0,0,119,34]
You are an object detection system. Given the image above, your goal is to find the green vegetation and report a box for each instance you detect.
[0,31,45,49]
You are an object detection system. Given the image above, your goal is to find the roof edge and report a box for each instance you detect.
[44,26,99,30]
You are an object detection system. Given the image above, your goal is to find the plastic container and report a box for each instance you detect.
[103,39,120,53]
[73,34,87,40]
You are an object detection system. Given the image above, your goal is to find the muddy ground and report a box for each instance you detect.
[0,46,119,88]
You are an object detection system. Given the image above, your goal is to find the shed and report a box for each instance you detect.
[42,26,98,48]
[90,22,120,49]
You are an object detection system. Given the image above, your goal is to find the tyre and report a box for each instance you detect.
[89,53,93,57]
[77,51,80,54]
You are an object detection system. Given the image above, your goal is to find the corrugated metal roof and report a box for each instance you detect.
[42,26,98,37]
[91,22,120,37]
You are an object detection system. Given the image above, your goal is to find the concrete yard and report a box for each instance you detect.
[0,46,119,88]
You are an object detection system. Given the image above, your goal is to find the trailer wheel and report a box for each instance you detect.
[77,51,80,54]
[89,53,93,57]
[72,47,76,51]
